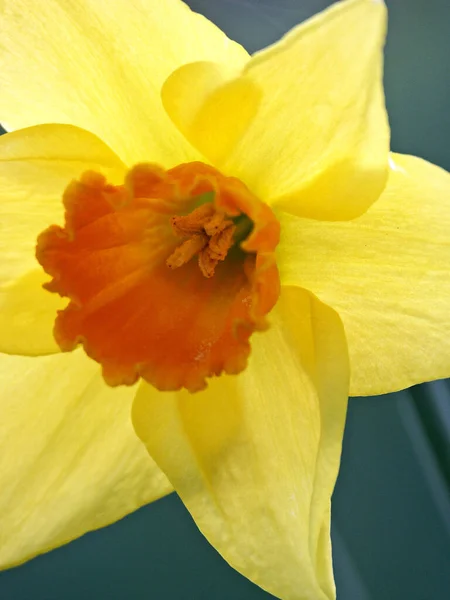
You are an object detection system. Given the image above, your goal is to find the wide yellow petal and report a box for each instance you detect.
[0,350,172,569]
[278,153,450,396]
[0,124,126,355]
[161,61,261,165]
[0,0,248,166]
[133,287,349,600]
[162,0,389,220]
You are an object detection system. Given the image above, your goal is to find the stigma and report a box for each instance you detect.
[36,161,280,392]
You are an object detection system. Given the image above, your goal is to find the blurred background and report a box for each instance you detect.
[1,0,449,598]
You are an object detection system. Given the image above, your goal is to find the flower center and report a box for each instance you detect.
[36,161,280,392]
[166,201,252,278]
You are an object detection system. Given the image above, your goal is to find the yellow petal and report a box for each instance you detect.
[0,0,248,166]
[133,287,349,600]
[0,271,62,355]
[0,124,126,355]
[278,153,450,396]
[0,350,172,569]
[162,0,389,220]
[161,61,261,165]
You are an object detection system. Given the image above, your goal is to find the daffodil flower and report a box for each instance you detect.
[1,0,449,598]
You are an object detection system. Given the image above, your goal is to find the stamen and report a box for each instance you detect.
[167,202,240,277]
[170,203,215,237]
[209,225,236,260]
[204,212,233,236]
[198,247,220,278]
[166,234,208,270]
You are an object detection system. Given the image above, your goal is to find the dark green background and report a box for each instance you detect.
[1,1,450,598]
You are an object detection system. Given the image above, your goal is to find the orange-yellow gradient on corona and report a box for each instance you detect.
[36,162,280,392]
